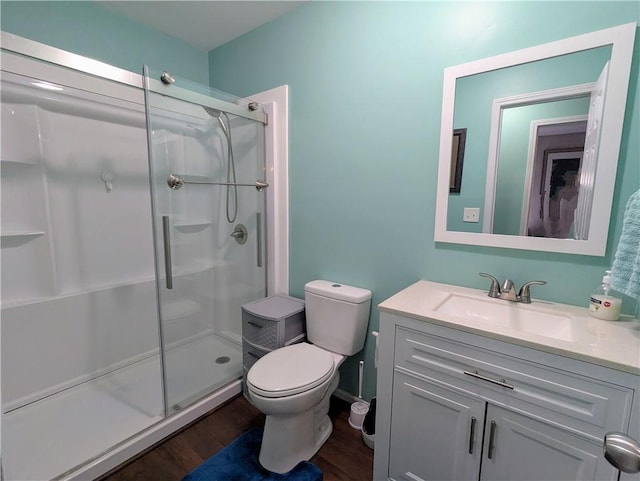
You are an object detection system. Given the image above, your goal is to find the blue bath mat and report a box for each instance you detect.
[182,428,323,481]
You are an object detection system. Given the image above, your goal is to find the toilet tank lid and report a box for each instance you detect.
[305,280,372,303]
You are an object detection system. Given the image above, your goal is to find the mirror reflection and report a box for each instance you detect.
[447,45,611,239]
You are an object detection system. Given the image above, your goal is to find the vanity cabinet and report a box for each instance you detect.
[375,311,638,481]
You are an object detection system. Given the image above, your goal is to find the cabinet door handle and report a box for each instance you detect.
[468,416,476,454]
[463,370,514,390]
[247,350,260,359]
[487,420,497,459]
[247,320,263,329]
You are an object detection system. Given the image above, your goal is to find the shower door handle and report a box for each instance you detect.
[162,216,173,289]
[256,212,263,268]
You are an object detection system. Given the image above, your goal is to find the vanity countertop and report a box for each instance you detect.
[379,280,640,375]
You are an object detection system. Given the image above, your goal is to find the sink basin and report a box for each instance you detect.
[433,293,576,342]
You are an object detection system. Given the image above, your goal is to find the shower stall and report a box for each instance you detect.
[0,34,272,480]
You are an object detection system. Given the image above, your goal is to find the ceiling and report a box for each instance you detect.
[99,1,306,51]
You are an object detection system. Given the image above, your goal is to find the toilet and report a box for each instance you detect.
[246,280,372,473]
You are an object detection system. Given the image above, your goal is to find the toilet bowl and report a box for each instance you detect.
[246,280,372,473]
[247,342,345,473]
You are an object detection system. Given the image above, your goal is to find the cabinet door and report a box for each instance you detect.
[481,404,616,481]
[388,371,484,481]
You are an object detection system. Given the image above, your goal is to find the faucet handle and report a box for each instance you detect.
[518,280,547,304]
[479,273,501,298]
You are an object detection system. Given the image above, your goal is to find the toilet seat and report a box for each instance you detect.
[247,343,335,398]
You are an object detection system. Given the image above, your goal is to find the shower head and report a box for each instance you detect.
[202,106,220,118]
[200,105,231,138]
[199,106,238,224]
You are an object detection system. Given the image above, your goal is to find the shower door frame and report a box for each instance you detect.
[0,31,289,481]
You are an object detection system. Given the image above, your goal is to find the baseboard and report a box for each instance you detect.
[333,388,361,405]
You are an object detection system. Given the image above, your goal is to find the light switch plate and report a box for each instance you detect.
[463,208,480,223]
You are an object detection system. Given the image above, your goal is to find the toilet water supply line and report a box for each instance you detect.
[358,360,364,401]
[372,331,379,369]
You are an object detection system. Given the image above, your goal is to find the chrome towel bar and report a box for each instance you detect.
[167,173,268,191]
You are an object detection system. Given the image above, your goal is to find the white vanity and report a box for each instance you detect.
[374,281,640,481]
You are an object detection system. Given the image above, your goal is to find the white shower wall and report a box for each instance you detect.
[1,70,164,413]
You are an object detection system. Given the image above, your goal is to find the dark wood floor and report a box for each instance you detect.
[99,394,374,481]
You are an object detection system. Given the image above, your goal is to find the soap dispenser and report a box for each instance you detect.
[589,270,622,321]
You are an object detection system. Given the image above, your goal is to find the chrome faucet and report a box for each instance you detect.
[479,273,546,304]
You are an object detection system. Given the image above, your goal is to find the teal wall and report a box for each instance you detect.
[449,46,610,232]
[208,1,640,400]
[0,1,209,84]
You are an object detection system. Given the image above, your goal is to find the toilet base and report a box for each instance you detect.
[258,375,338,473]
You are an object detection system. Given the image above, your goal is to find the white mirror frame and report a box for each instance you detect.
[434,22,636,256]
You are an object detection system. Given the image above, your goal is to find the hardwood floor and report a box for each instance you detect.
[99,395,374,481]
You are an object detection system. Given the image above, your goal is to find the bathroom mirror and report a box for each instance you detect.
[434,22,636,256]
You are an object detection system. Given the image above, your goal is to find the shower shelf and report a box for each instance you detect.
[1,231,45,237]
[2,275,158,310]
[1,159,38,167]
[0,231,45,247]
[162,298,201,320]
[173,222,212,233]
[172,266,214,277]
[0,159,40,174]
[0,296,51,310]
[170,262,229,278]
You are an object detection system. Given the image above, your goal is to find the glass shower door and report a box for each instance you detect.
[143,67,267,413]
[1,62,164,480]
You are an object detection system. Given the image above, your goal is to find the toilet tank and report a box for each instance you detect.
[304,280,372,355]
